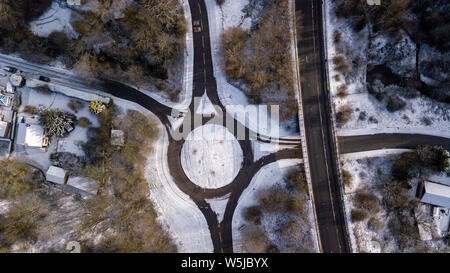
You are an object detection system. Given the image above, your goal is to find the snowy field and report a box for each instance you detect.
[145,119,213,252]
[324,0,450,137]
[341,153,449,253]
[335,92,450,137]
[30,1,76,38]
[232,159,317,253]
[181,124,243,189]
[341,155,402,253]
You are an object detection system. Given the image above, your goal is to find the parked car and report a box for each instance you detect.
[3,66,17,73]
[39,76,51,82]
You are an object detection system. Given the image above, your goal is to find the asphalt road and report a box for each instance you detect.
[339,134,450,153]
[295,0,350,252]
[1,0,449,254]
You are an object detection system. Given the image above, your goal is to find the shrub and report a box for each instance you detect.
[336,85,348,97]
[416,145,450,172]
[259,186,290,214]
[68,100,84,113]
[286,167,308,194]
[78,117,92,128]
[240,225,270,253]
[351,209,368,222]
[156,82,167,91]
[217,0,225,5]
[367,217,384,232]
[169,89,181,102]
[386,95,406,112]
[333,31,342,44]
[23,105,38,115]
[336,105,353,127]
[342,169,353,188]
[332,55,350,74]
[286,195,305,213]
[354,191,380,214]
[244,206,263,225]
[383,180,411,208]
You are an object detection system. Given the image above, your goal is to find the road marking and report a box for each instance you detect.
[198,2,202,14]
[203,53,206,65]
[202,36,205,48]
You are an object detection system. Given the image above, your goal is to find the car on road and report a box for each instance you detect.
[3,66,17,73]
[39,76,51,82]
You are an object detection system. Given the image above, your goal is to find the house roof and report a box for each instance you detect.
[0,95,10,106]
[16,123,44,147]
[0,120,9,137]
[420,181,450,209]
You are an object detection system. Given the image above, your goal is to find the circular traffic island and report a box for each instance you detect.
[181,124,243,189]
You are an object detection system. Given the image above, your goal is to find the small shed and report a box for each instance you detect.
[46,166,68,185]
[419,181,450,209]
[111,129,125,146]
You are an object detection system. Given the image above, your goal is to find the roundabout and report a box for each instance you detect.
[181,124,243,189]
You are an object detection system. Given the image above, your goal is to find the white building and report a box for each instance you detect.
[16,123,45,147]
[0,120,9,138]
[46,166,68,185]
[419,181,450,209]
